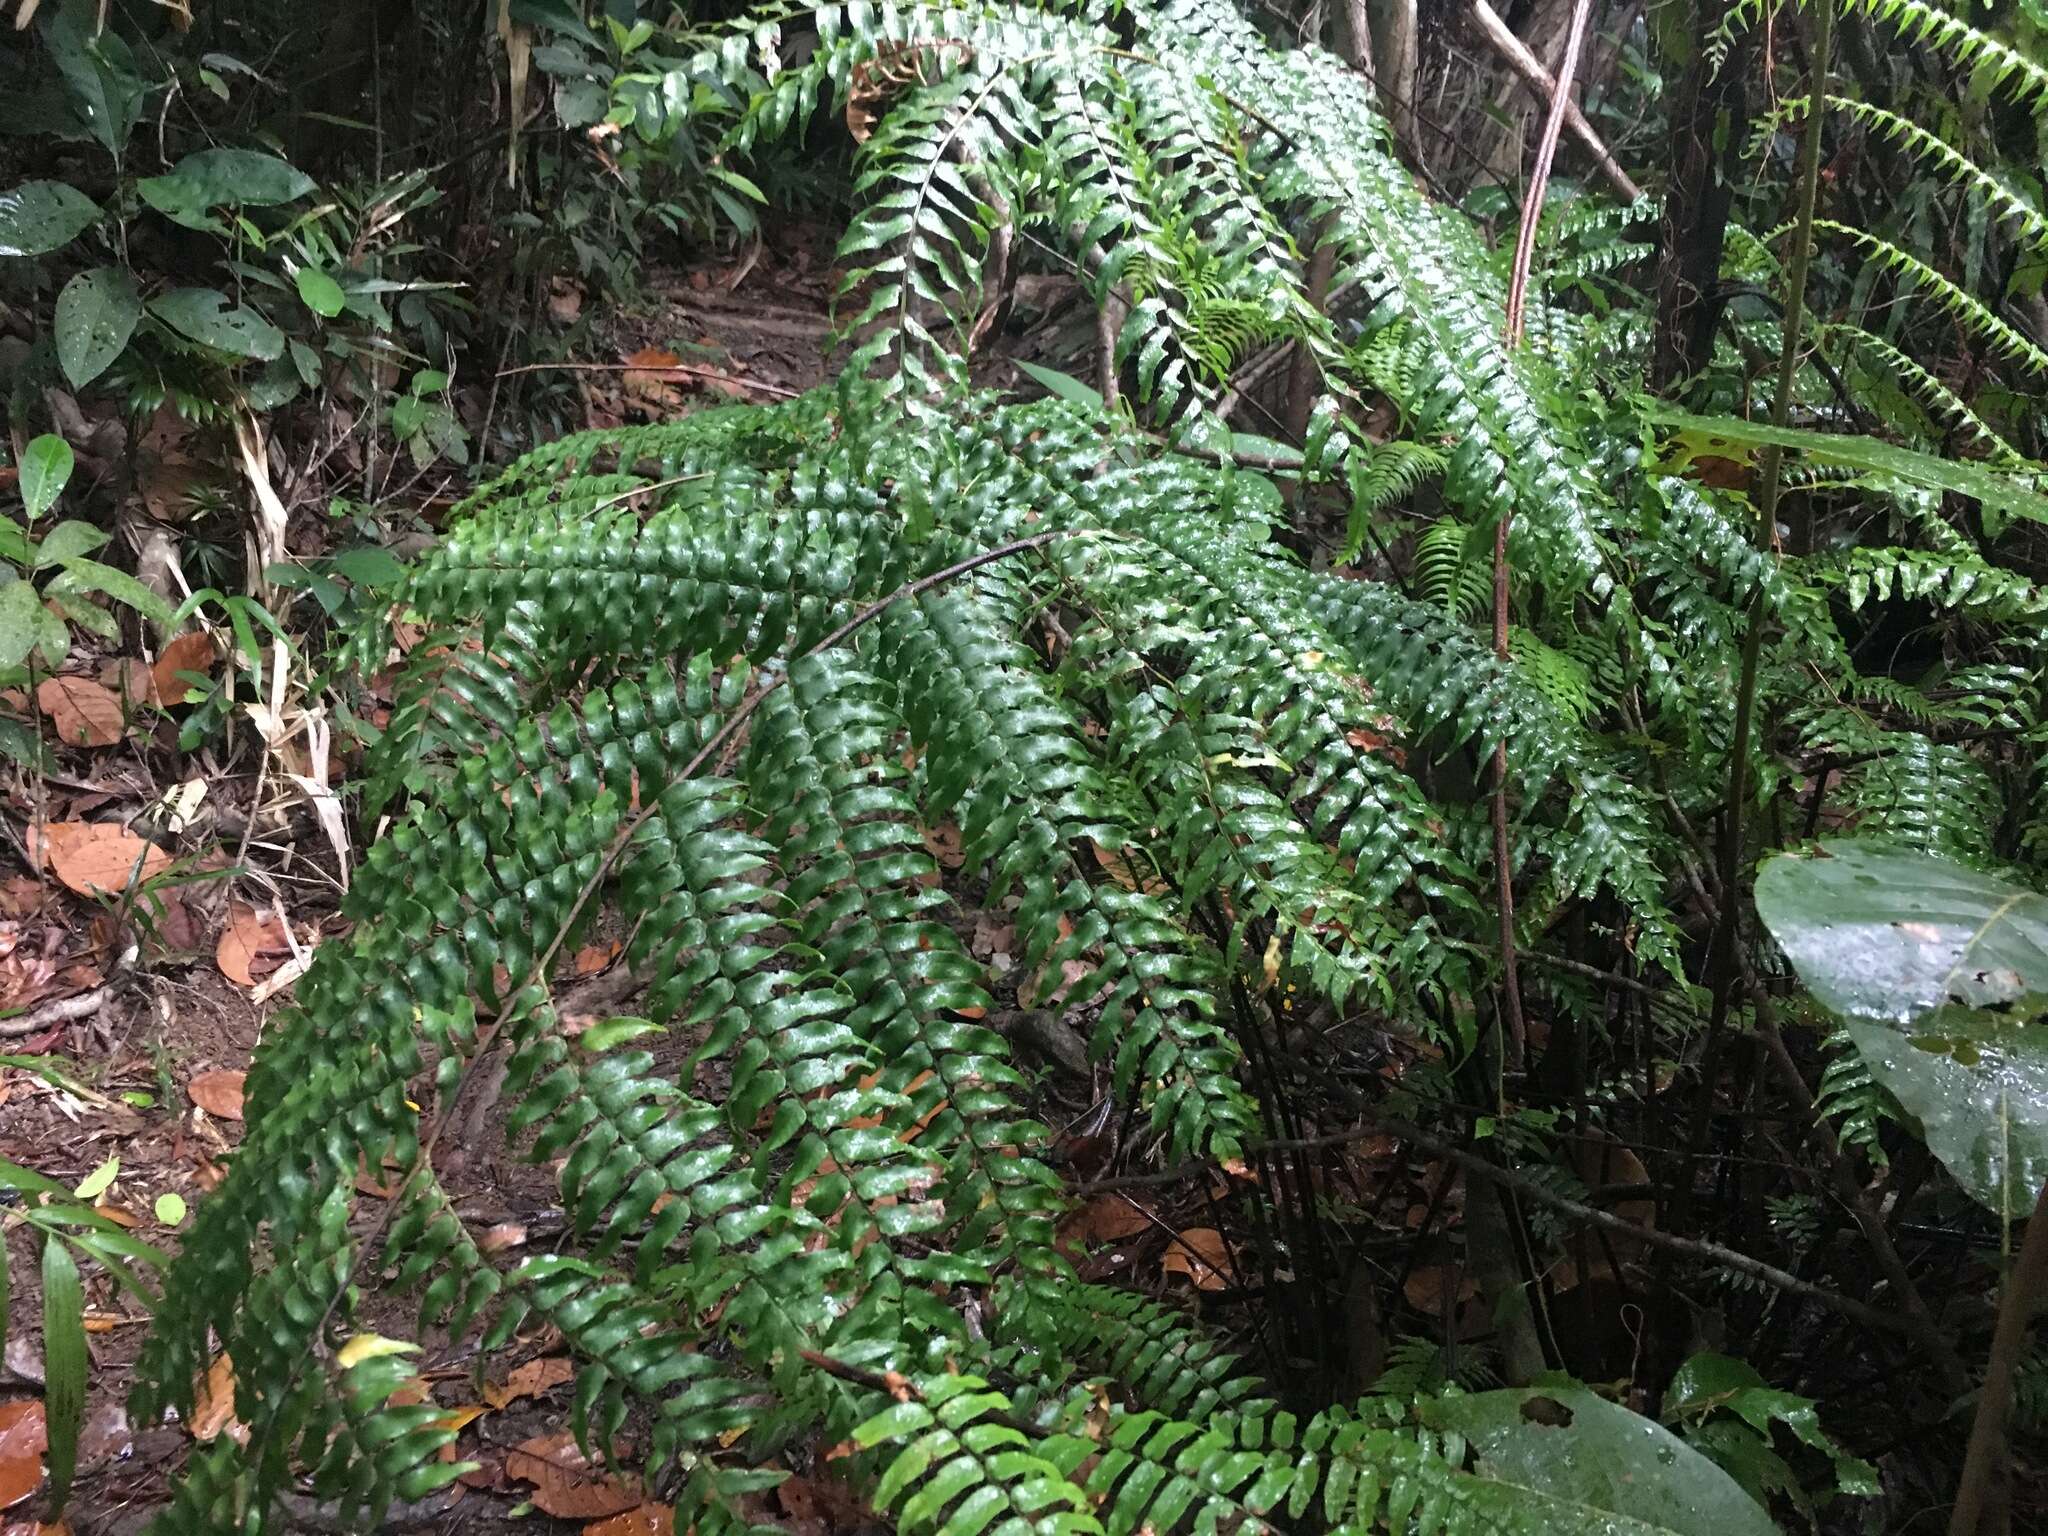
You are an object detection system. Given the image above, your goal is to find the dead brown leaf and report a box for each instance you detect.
[1058,1194,1154,1248]
[189,1354,245,1445]
[0,1400,44,1510]
[583,1508,673,1536]
[216,901,291,988]
[97,659,157,709]
[35,822,172,897]
[506,1431,642,1520]
[1091,841,1166,895]
[1402,1263,1477,1315]
[152,632,216,706]
[188,1069,246,1121]
[483,1355,574,1410]
[1159,1227,1234,1291]
[36,677,125,747]
[622,348,686,409]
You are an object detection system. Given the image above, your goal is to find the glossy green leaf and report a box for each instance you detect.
[295,265,347,319]
[35,519,109,567]
[149,288,285,361]
[1012,359,1103,411]
[0,581,41,670]
[0,180,99,258]
[41,1237,86,1516]
[1424,1385,1780,1536]
[1756,840,2048,1215]
[54,266,143,388]
[19,436,74,522]
[73,1155,119,1202]
[1646,406,2048,526]
[48,559,176,626]
[138,148,314,231]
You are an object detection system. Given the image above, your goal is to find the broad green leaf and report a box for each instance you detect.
[54,266,143,388]
[1756,840,2048,1216]
[295,265,346,319]
[1423,1385,1780,1536]
[41,1237,85,1516]
[1012,359,1104,411]
[0,581,41,669]
[72,1155,118,1202]
[19,435,74,521]
[0,180,99,258]
[149,288,285,362]
[1645,406,2048,527]
[34,519,109,567]
[138,148,315,231]
[153,1192,186,1226]
[1666,1353,1877,1499]
[47,558,176,626]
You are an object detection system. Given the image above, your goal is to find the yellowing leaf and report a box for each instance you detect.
[336,1334,418,1370]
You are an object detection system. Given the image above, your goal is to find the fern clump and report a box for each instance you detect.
[125,0,2048,1529]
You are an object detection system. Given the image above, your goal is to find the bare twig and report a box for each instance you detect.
[0,988,108,1037]
[1467,0,1643,201]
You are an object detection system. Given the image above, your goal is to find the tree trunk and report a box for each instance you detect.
[1651,0,1756,390]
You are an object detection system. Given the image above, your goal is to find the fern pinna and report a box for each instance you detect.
[131,0,2048,1530]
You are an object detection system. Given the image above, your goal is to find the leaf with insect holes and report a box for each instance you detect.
[35,823,171,898]
[187,1071,245,1121]
[35,677,124,748]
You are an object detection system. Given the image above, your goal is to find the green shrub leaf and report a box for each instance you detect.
[54,266,143,388]
[18,436,74,522]
[0,180,99,258]
[1424,1385,1781,1535]
[1757,840,2048,1216]
[138,148,314,231]
[149,288,285,361]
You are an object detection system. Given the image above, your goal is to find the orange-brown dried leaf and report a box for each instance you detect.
[1058,1195,1154,1247]
[506,1432,642,1520]
[189,1354,245,1445]
[188,1070,246,1121]
[583,1507,673,1536]
[1159,1228,1233,1291]
[216,901,292,988]
[36,677,125,747]
[0,1400,44,1510]
[483,1355,574,1410]
[152,632,217,706]
[36,822,173,898]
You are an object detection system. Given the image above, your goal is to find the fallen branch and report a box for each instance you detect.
[1467,0,1643,202]
[0,987,108,1036]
